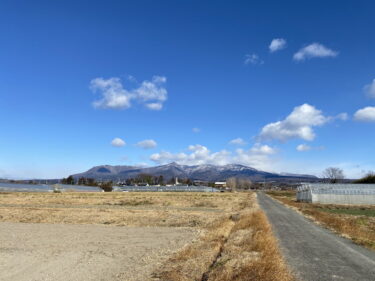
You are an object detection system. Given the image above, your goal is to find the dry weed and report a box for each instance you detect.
[154,193,294,281]
[155,216,235,281]
[268,192,375,250]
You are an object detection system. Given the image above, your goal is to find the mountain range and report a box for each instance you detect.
[72,162,318,182]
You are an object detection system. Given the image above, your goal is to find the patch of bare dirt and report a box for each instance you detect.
[0,222,197,281]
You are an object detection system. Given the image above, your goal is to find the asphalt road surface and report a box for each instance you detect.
[257,192,375,281]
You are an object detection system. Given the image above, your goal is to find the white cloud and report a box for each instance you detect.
[234,147,276,171]
[259,104,329,142]
[136,139,157,149]
[364,79,375,99]
[150,143,277,171]
[296,144,325,152]
[269,38,287,53]
[293,43,338,61]
[145,103,163,110]
[229,138,247,146]
[111,137,126,147]
[296,144,312,152]
[91,78,132,109]
[354,106,375,122]
[244,53,264,65]
[250,143,276,154]
[150,144,230,166]
[91,75,167,110]
[192,127,201,133]
[133,76,167,102]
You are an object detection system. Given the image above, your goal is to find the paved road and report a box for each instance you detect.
[257,192,375,281]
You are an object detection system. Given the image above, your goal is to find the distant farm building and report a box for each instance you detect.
[214,182,227,188]
[297,184,375,205]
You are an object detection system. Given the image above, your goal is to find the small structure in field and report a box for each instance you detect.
[214,182,227,188]
[297,184,375,205]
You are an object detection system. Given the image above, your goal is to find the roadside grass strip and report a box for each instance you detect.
[154,194,294,281]
[267,191,375,251]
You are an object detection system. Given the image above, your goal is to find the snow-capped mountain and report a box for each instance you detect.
[72,162,317,182]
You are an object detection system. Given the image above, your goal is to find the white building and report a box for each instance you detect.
[214,182,227,188]
[297,184,375,205]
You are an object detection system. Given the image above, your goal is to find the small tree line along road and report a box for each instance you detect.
[257,192,375,281]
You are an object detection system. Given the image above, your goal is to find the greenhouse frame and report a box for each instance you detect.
[296,184,375,205]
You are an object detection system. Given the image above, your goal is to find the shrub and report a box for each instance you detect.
[100,181,113,192]
[354,172,375,183]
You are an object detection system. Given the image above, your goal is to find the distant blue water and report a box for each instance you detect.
[0,182,101,192]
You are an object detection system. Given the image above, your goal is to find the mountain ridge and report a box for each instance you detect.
[72,162,318,182]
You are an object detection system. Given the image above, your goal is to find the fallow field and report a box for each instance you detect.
[0,192,293,281]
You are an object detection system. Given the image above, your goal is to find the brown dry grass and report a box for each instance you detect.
[267,191,375,250]
[154,193,294,281]
[0,192,244,227]
[0,191,294,281]
[0,192,242,209]
[154,216,235,281]
[208,210,293,281]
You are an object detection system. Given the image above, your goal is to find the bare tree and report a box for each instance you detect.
[322,167,344,183]
[226,177,252,190]
[226,177,237,191]
[237,178,253,189]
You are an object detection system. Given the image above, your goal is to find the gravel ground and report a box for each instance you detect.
[0,222,197,281]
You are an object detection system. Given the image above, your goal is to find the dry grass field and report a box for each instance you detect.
[267,191,375,250]
[0,192,236,227]
[0,191,294,281]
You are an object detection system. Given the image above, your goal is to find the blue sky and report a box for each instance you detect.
[1,0,375,179]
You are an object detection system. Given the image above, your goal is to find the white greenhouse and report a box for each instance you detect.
[296,184,375,205]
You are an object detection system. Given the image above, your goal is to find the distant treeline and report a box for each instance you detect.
[123,174,197,186]
[60,173,196,189]
[61,176,98,186]
[60,176,113,191]
[61,174,194,186]
[354,172,375,184]
[59,173,304,191]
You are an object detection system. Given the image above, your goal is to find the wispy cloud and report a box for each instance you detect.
[229,138,247,146]
[296,144,325,152]
[244,53,264,65]
[296,144,311,151]
[111,137,126,147]
[354,106,375,122]
[91,75,167,110]
[136,139,157,149]
[364,79,375,99]
[269,38,287,53]
[335,113,349,121]
[192,127,201,133]
[293,43,338,61]
[145,103,163,110]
